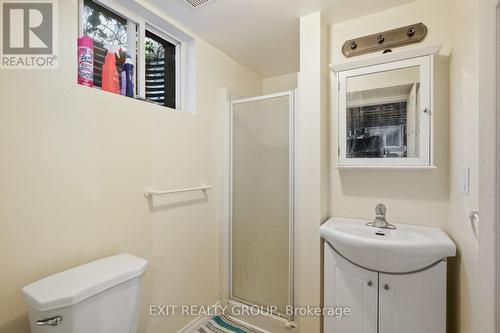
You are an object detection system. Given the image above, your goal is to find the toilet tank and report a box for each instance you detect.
[22,253,148,333]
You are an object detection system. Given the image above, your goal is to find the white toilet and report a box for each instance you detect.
[22,253,148,333]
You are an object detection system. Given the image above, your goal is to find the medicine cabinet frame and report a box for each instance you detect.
[331,43,442,168]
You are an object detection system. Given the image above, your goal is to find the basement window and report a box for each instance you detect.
[78,0,195,111]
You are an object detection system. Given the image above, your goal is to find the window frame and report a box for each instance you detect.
[78,0,184,110]
[145,24,181,109]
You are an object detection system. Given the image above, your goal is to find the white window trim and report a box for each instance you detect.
[79,0,197,112]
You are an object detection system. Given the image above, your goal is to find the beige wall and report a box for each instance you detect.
[446,0,481,332]
[327,0,484,332]
[477,0,498,332]
[262,73,298,94]
[0,1,262,333]
[296,12,329,333]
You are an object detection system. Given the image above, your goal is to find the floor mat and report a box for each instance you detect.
[196,315,265,333]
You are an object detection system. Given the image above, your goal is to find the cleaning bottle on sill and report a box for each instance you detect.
[77,36,93,87]
[102,45,120,94]
[120,52,135,98]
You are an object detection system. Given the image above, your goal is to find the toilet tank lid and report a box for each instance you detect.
[22,253,148,312]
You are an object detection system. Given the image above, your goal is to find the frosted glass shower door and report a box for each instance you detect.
[230,91,294,319]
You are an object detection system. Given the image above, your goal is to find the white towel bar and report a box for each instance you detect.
[144,185,212,199]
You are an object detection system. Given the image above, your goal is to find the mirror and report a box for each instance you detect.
[346,66,420,159]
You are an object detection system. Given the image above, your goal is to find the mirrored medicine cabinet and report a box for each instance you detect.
[331,43,442,168]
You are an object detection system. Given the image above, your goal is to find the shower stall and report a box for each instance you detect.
[228,91,296,323]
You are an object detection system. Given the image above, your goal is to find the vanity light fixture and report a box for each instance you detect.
[342,23,428,58]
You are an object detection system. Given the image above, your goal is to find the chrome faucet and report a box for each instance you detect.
[367,203,396,229]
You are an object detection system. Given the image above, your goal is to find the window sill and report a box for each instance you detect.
[77,83,181,110]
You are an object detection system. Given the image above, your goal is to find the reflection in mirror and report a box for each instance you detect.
[346,66,420,159]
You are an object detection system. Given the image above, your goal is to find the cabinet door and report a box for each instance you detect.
[324,243,378,333]
[337,55,432,167]
[379,261,446,333]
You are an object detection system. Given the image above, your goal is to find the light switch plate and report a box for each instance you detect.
[460,166,470,195]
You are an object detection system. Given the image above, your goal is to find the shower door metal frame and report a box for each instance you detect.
[497,3,500,332]
[228,90,296,321]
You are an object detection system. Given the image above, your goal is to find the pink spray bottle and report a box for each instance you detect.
[78,36,94,87]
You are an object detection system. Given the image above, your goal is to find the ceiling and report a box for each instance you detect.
[146,0,416,78]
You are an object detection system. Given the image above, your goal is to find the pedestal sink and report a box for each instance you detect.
[320,217,456,273]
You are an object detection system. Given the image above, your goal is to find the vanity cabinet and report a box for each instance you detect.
[331,43,443,168]
[324,243,447,333]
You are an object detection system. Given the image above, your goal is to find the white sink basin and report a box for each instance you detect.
[320,217,456,273]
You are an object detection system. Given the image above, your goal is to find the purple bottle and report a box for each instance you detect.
[120,53,135,97]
